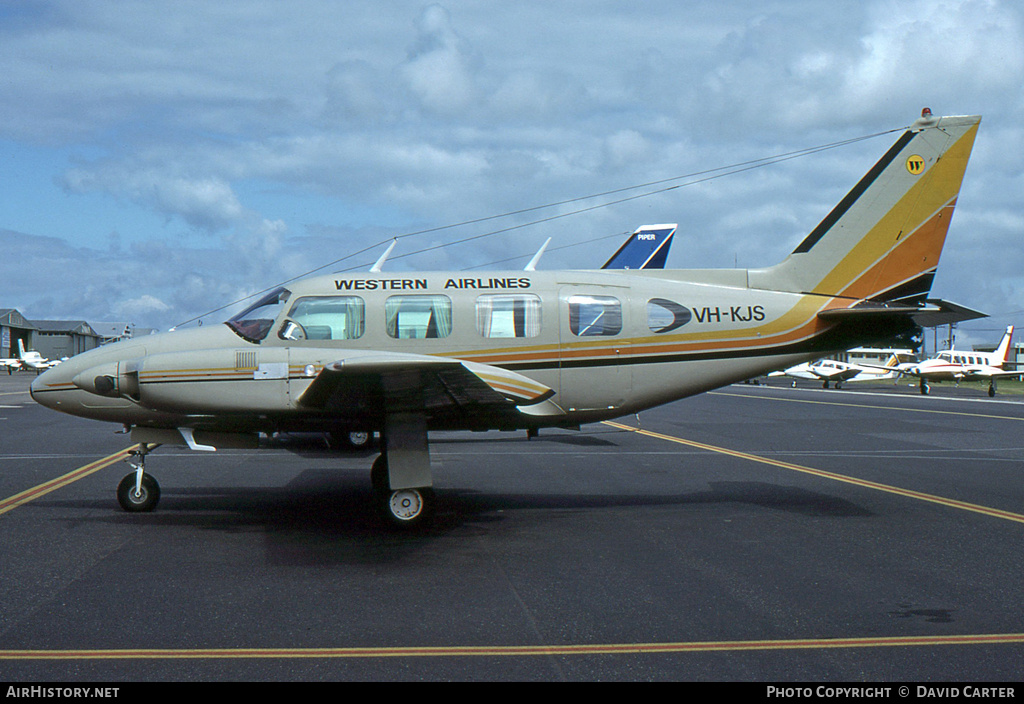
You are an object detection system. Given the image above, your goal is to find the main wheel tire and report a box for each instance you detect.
[329,429,374,450]
[116,472,160,512]
[346,430,372,449]
[378,487,434,530]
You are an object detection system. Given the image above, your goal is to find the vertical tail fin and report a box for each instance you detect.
[602,224,676,270]
[749,112,981,305]
[995,326,1014,366]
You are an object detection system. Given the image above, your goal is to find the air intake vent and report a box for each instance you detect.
[235,351,258,370]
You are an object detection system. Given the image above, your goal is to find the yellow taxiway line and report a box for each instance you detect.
[2,633,1023,660]
[602,420,1024,525]
[0,446,136,517]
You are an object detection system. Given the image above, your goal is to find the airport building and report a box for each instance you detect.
[835,347,916,365]
[29,320,102,360]
[0,309,36,359]
[981,341,1024,367]
[2,307,153,363]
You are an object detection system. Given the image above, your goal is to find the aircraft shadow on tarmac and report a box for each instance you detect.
[36,471,871,566]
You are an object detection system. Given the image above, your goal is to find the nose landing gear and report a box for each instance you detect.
[117,443,160,512]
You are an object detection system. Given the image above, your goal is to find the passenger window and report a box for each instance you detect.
[647,298,691,334]
[476,294,542,338]
[385,295,453,339]
[568,295,622,337]
[281,296,365,340]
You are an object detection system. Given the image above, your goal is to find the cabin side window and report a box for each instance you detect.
[647,298,691,334]
[476,294,542,338]
[385,295,453,339]
[281,296,365,340]
[568,295,622,337]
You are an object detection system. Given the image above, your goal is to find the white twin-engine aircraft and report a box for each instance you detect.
[893,325,1018,396]
[775,354,904,389]
[3,339,63,373]
[31,111,983,528]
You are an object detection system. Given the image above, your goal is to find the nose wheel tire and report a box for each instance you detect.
[117,472,160,512]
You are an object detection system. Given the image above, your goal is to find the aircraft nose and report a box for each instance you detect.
[29,368,52,405]
[29,361,75,409]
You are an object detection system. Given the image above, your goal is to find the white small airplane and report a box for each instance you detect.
[889,325,1019,396]
[774,354,903,389]
[30,110,986,528]
[16,339,61,372]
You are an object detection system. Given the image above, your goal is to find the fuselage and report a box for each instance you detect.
[911,350,1006,381]
[30,267,878,435]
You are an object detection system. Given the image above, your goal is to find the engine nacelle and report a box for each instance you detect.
[72,361,141,400]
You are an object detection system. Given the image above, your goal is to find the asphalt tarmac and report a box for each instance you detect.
[1,371,1023,682]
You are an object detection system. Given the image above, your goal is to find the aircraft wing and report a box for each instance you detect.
[297,351,560,428]
[830,368,865,382]
[855,361,917,376]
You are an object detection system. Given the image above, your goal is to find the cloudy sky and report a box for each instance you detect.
[1,0,1021,350]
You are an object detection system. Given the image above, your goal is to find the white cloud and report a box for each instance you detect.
[114,294,171,318]
[399,4,480,114]
[63,167,246,232]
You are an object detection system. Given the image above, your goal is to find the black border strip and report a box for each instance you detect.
[792,130,914,255]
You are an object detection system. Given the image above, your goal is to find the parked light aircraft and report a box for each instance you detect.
[886,325,1018,396]
[6,340,62,373]
[31,111,984,528]
[773,354,903,389]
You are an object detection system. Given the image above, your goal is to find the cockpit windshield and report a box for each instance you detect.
[225,287,291,342]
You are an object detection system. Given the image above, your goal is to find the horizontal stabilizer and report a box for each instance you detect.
[818,299,987,329]
[602,224,676,269]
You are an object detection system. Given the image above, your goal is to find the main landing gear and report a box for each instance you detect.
[371,454,434,529]
[370,414,435,530]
